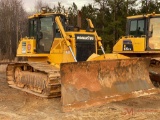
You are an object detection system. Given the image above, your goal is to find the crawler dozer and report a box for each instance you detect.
[6,9,158,112]
[113,12,160,87]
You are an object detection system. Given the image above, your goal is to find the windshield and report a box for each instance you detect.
[39,17,53,52]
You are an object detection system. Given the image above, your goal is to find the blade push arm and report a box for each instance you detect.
[86,18,105,54]
[55,16,77,62]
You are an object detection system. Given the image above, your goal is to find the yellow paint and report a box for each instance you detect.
[113,13,160,55]
[17,37,36,55]
[113,36,146,52]
[88,53,129,61]
[19,11,153,66]
[17,12,105,67]
[127,13,160,19]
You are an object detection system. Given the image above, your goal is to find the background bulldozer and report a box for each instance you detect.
[113,12,160,87]
[5,8,158,112]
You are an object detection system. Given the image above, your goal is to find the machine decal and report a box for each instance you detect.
[75,34,95,41]
[22,42,26,53]
[27,44,31,51]
[123,40,133,51]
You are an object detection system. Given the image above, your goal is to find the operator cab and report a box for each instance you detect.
[126,14,160,50]
[28,14,65,53]
[28,10,96,62]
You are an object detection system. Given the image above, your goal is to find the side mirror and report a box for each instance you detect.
[38,32,43,39]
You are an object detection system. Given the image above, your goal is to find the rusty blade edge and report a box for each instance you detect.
[62,88,159,112]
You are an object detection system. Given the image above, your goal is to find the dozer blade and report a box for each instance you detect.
[60,58,159,112]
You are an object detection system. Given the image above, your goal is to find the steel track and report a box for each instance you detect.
[6,62,61,98]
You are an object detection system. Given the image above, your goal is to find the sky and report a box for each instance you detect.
[22,0,94,12]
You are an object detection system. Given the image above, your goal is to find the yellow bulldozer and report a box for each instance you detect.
[5,8,158,112]
[113,12,160,87]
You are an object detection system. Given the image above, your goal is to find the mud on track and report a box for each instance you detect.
[0,65,160,120]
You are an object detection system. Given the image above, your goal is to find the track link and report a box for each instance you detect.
[6,62,61,98]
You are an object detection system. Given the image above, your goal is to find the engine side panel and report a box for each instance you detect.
[113,37,146,52]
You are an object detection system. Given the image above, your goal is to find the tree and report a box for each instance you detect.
[80,4,97,29]
[0,0,28,60]
[138,0,160,14]
[68,2,78,26]
[92,0,137,52]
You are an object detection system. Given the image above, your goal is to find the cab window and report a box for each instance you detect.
[129,19,145,37]
[29,19,37,38]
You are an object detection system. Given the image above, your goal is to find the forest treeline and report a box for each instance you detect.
[0,0,160,59]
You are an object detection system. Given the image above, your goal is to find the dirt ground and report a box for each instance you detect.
[0,65,160,120]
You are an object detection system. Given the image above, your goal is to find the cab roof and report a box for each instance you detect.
[28,12,65,19]
[127,13,160,19]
